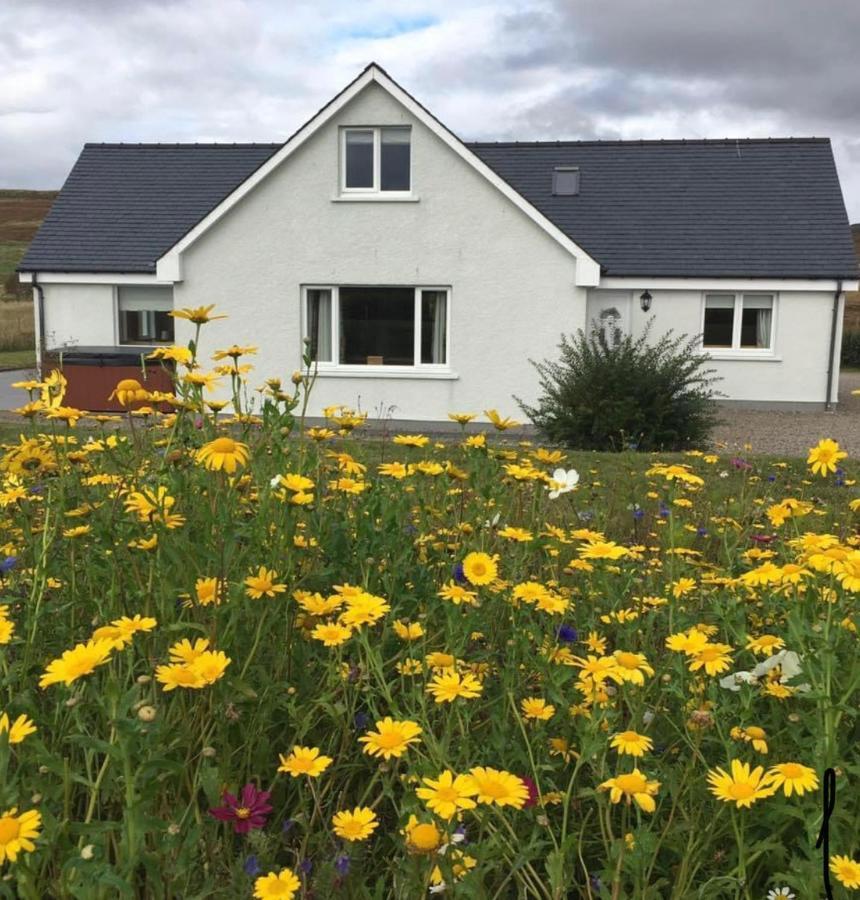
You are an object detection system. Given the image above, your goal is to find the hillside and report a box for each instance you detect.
[0,188,58,301]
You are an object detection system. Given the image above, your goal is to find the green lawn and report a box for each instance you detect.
[0,347,36,370]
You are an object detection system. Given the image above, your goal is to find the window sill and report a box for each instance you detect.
[705,351,782,362]
[331,195,420,203]
[312,366,457,380]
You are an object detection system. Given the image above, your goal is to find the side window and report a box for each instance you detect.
[118,286,174,344]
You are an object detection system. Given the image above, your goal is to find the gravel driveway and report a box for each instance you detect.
[711,371,860,457]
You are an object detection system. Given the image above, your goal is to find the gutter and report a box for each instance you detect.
[825,278,843,412]
[31,272,46,379]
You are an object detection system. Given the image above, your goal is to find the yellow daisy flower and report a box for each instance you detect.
[277,746,333,778]
[359,718,423,760]
[610,731,653,757]
[767,763,818,797]
[253,868,300,899]
[598,768,660,813]
[331,806,378,842]
[416,771,478,820]
[0,807,41,863]
[706,759,777,808]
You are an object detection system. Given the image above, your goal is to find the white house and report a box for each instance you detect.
[19,64,859,419]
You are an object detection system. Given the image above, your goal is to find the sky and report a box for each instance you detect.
[2,0,859,221]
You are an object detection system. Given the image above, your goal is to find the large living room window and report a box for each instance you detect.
[702,293,774,352]
[303,286,449,369]
[117,285,174,345]
[342,127,411,193]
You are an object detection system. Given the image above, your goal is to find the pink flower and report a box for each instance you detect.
[209,783,272,834]
[520,775,539,809]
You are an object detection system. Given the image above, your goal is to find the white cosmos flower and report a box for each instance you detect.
[547,468,579,499]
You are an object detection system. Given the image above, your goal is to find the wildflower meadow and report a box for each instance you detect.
[0,306,858,898]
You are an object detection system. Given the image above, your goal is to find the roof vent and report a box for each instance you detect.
[552,166,579,196]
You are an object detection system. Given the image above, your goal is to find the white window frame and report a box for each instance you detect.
[340,127,412,196]
[115,285,175,347]
[300,285,453,378]
[700,292,778,359]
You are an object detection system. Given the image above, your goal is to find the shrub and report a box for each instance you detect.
[840,328,860,368]
[518,321,720,451]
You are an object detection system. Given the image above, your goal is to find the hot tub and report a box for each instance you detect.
[44,346,175,412]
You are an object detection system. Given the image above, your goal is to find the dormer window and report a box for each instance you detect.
[342,126,411,193]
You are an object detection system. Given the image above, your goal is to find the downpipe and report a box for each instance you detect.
[31,272,47,379]
[825,279,843,412]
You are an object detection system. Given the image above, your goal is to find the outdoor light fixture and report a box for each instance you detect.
[639,290,653,312]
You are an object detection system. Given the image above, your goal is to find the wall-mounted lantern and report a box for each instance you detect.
[639,290,653,313]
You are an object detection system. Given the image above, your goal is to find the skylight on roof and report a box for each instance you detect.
[552,166,579,196]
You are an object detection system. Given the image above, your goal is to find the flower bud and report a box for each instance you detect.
[137,705,157,722]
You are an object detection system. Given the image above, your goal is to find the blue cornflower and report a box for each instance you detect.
[0,556,17,574]
[557,624,578,643]
[335,854,351,875]
[452,561,466,585]
[298,858,313,875]
[243,855,260,876]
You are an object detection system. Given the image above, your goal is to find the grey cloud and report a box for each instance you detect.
[0,0,858,220]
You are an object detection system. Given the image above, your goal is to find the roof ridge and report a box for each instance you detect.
[465,137,830,147]
[82,142,284,149]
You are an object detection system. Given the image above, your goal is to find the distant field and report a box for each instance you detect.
[0,300,35,352]
[0,188,58,302]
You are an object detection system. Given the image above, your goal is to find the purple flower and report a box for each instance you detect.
[632,507,644,520]
[730,457,752,471]
[209,783,272,834]
[557,624,578,643]
[353,710,370,731]
[334,853,351,876]
[243,855,260,876]
[696,526,708,537]
[452,561,466,585]
[0,556,16,574]
[299,858,313,875]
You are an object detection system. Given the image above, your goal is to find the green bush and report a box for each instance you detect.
[518,321,721,451]
[841,329,860,368]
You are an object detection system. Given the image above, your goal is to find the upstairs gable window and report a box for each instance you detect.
[342,127,411,193]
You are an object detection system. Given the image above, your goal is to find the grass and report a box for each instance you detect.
[0,348,36,371]
[0,301,35,352]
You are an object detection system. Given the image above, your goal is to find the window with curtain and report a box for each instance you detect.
[117,285,174,344]
[303,286,449,367]
[703,293,774,351]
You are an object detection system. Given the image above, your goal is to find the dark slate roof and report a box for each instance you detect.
[467,138,858,279]
[20,137,858,279]
[19,143,281,273]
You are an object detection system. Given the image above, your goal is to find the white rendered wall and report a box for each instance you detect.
[41,283,116,349]
[587,287,838,406]
[173,82,585,421]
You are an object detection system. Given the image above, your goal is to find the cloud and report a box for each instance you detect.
[1,0,858,219]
